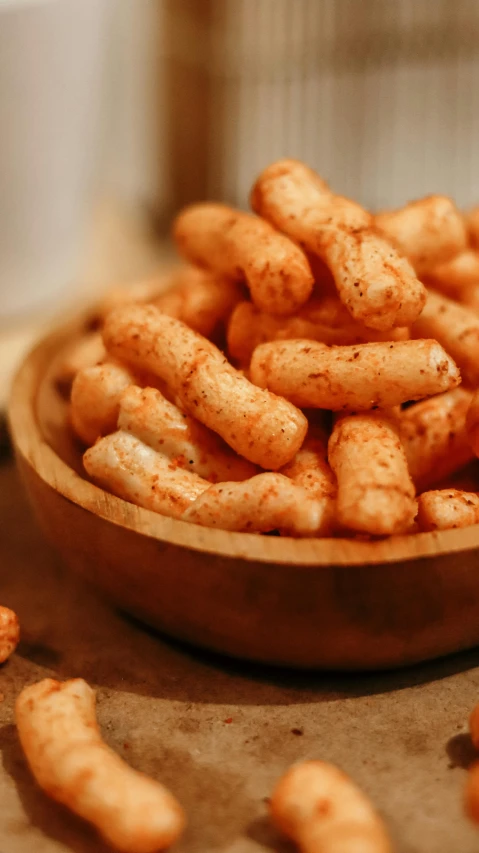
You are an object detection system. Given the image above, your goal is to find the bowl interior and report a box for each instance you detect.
[9,311,479,568]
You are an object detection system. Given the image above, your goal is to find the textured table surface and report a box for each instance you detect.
[1,455,479,853]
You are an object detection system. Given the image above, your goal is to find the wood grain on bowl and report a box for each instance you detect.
[7,315,479,670]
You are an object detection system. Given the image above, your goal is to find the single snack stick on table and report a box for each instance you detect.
[15,678,185,853]
[118,385,258,482]
[0,606,19,664]
[227,299,409,364]
[183,472,329,536]
[412,289,479,387]
[269,760,392,853]
[173,202,314,315]
[249,338,460,410]
[423,250,479,296]
[84,430,209,519]
[375,195,467,274]
[71,361,138,446]
[153,265,243,338]
[417,489,479,531]
[328,411,416,536]
[466,763,479,825]
[103,305,308,469]
[399,388,474,492]
[250,158,426,331]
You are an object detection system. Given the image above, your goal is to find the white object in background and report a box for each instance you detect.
[0,0,110,322]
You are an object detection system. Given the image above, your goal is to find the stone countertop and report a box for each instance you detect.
[1,455,479,853]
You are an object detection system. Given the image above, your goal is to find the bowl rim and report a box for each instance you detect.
[8,314,479,568]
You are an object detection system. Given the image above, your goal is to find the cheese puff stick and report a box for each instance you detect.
[16,679,185,853]
[466,389,479,457]
[0,605,20,664]
[182,473,328,536]
[281,426,336,500]
[412,289,479,387]
[71,362,137,446]
[466,206,479,249]
[466,766,479,824]
[270,760,392,853]
[280,427,337,534]
[460,282,479,314]
[84,431,209,518]
[250,159,426,331]
[173,203,314,316]
[328,411,416,536]
[227,300,408,364]
[375,195,467,274]
[118,385,257,482]
[250,339,460,410]
[153,266,243,338]
[466,765,479,825]
[103,305,307,469]
[399,388,474,491]
[417,489,479,531]
[424,250,479,296]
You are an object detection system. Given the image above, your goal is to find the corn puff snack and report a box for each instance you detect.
[280,427,336,534]
[412,289,479,387]
[227,299,408,364]
[269,760,392,853]
[251,159,426,330]
[375,195,467,274]
[466,764,479,826]
[417,489,479,531]
[118,385,257,482]
[328,411,416,536]
[16,679,185,853]
[103,305,307,469]
[250,339,460,410]
[399,388,474,491]
[183,473,328,536]
[64,156,479,539]
[424,250,479,296]
[467,207,479,249]
[153,265,243,338]
[173,202,314,315]
[460,282,479,314]
[71,362,137,446]
[0,605,19,664]
[84,431,209,519]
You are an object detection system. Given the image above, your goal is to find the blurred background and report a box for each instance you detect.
[108,0,479,215]
[1,0,479,401]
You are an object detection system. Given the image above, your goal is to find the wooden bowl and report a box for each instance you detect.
[8,312,479,671]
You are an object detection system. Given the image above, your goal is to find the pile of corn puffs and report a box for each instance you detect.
[66,158,479,537]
